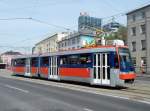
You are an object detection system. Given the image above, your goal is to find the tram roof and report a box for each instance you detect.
[41,45,128,57]
[12,54,39,59]
[13,45,128,59]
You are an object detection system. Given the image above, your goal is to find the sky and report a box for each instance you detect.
[0,0,150,54]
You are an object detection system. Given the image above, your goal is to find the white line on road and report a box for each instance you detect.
[83,108,94,111]
[4,84,29,93]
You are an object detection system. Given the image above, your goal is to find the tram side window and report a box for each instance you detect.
[114,53,119,68]
[41,57,49,67]
[60,56,68,65]
[59,54,92,66]
[31,58,38,67]
[79,54,92,64]
[60,55,79,65]
[14,59,26,66]
[68,55,79,64]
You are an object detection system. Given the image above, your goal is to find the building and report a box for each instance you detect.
[33,32,68,54]
[78,12,102,32]
[103,21,121,32]
[0,51,22,67]
[57,31,96,51]
[126,4,150,73]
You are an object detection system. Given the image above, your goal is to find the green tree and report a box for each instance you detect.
[105,25,127,43]
[116,26,127,42]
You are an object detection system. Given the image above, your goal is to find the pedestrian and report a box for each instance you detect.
[140,59,145,74]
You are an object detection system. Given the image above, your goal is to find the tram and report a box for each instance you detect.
[12,45,136,87]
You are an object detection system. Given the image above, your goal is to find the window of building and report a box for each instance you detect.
[141,40,146,50]
[69,39,72,45]
[77,37,80,43]
[132,14,136,21]
[132,57,136,66]
[64,41,67,46]
[132,42,136,52]
[140,24,146,34]
[131,27,136,36]
[141,12,145,19]
[62,43,64,47]
[58,43,61,48]
[72,38,76,44]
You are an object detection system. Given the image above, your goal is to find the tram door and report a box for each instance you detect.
[49,56,58,80]
[25,58,31,76]
[93,53,110,85]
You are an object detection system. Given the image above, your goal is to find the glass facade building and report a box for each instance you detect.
[78,15,102,31]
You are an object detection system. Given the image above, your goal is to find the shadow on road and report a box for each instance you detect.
[11,74,127,90]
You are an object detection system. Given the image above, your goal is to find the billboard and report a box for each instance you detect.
[80,35,95,47]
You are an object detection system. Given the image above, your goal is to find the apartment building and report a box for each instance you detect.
[0,51,21,66]
[127,4,150,73]
[33,32,68,54]
[57,31,96,51]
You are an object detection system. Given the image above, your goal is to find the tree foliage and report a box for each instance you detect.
[105,25,127,43]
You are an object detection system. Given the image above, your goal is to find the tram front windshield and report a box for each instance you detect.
[118,48,134,72]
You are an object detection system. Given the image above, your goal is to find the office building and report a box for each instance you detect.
[58,31,96,51]
[126,4,150,73]
[78,12,102,32]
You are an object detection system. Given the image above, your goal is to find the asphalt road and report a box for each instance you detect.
[0,76,150,111]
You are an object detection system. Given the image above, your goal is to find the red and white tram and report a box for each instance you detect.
[12,45,136,87]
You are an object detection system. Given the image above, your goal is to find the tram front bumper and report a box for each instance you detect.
[119,73,136,81]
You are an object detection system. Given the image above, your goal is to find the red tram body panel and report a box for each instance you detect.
[59,68,90,78]
[13,66,25,75]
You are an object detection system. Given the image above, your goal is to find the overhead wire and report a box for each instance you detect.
[0,1,150,53]
[102,1,150,20]
[0,17,31,20]
[29,18,71,31]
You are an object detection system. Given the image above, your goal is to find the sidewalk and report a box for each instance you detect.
[136,72,150,77]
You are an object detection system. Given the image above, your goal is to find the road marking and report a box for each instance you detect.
[4,84,29,93]
[133,99,150,105]
[83,108,94,111]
